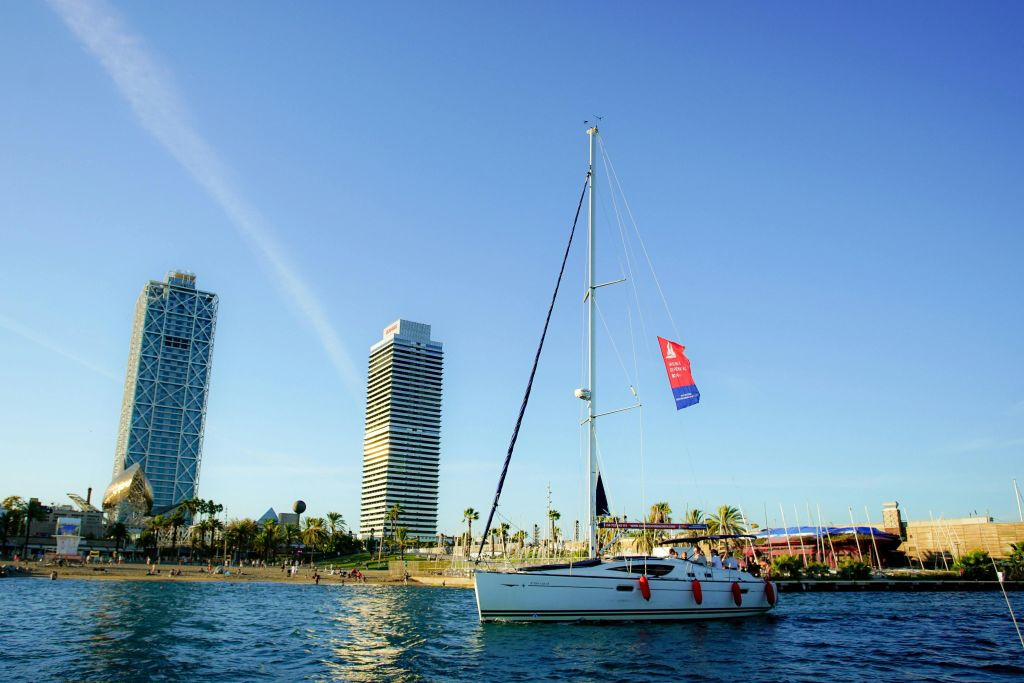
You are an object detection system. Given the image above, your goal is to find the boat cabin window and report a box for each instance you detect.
[608,564,674,577]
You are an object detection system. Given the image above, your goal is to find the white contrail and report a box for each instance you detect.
[0,313,121,382]
[47,0,362,401]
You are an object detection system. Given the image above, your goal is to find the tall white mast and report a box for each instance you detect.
[586,126,599,558]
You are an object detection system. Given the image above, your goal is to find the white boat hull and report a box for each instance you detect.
[474,559,777,623]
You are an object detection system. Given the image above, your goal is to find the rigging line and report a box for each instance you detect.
[599,143,655,524]
[599,135,705,505]
[599,135,683,342]
[475,174,589,562]
[594,299,637,392]
[627,306,647,534]
[600,143,650,349]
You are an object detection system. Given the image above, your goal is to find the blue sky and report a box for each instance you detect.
[2,1,1022,535]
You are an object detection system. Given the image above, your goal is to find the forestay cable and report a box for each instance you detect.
[475,174,590,561]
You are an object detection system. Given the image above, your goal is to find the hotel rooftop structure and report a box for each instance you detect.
[359,319,443,541]
[111,271,218,511]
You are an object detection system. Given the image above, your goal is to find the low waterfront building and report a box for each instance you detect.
[277,512,299,526]
[903,516,1024,563]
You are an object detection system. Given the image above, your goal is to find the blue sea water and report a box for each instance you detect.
[1,579,1022,681]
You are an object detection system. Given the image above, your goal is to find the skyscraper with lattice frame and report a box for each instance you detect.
[112,271,217,510]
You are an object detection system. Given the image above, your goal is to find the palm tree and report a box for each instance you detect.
[649,502,672,524]
[325,511,344,553]
[282,522,300,555]
[168,507,186,560]
[108,522,129,555]
[706,505,745,553]
[548,509,562,548]
[489,527,501,554]
[376,504,403,563]
[19,498,47,556]
[463,508,479,556]
[206,518,224,558]
[182,497,202,525]
[684,508,705,525]
[302,517,328,563]
[499,522,511,556]
[224,518,259,560]
[512,529,527,551]
[635,502,672,555]
[387,505,402,542]
[256,520,280,561]
[394,527,409,561]
[147,515,167,560]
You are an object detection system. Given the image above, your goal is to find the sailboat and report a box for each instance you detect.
[472,127,777,622]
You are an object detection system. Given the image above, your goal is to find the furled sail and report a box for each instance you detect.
[595,471,609,517]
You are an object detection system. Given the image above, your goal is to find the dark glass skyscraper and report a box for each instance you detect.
[111,271,218,510]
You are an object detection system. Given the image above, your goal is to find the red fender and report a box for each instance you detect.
[731,581,742,606]
[691,579,703,605]
[764,580,776,606]
[638,575,651,601]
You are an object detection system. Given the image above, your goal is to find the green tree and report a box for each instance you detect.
[499,522,511,556]
[706,505,746,553]
[325,511,345,552]
[147,515,167,560]
[282,522,300,557]
[837,559,872,580]
[512,529,527,551]
[19,498,47,556]
[302,517,328,562]
[167,507,187,560]
[139,526,159,558]
[255,519,281,561]
[1,497,25,557]
[225,518,259,560]
[954,550,996,580]
[108,522,129,555]
[1002,543,1024,581]
[547,509,562,546]
[463,508,479,556]
[394,527,410,561]
[182,497,202,523]
[771,554,803,579]
[636,502,672,555]
[803,561,831,579]
[684,508,704,525]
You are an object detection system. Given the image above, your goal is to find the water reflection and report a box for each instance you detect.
[2,580,1022,682]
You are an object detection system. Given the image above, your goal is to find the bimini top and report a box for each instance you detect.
[102,463,155,511]
[754,526,900,542]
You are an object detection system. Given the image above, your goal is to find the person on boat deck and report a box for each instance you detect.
[668,548,679,559]
[724,554,740,570]
[690,548,706,565]
[711,550,723,570]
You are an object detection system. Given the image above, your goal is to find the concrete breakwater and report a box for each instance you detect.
[776,579,1024,592]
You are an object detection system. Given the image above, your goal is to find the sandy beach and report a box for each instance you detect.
[3,563,474,588]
